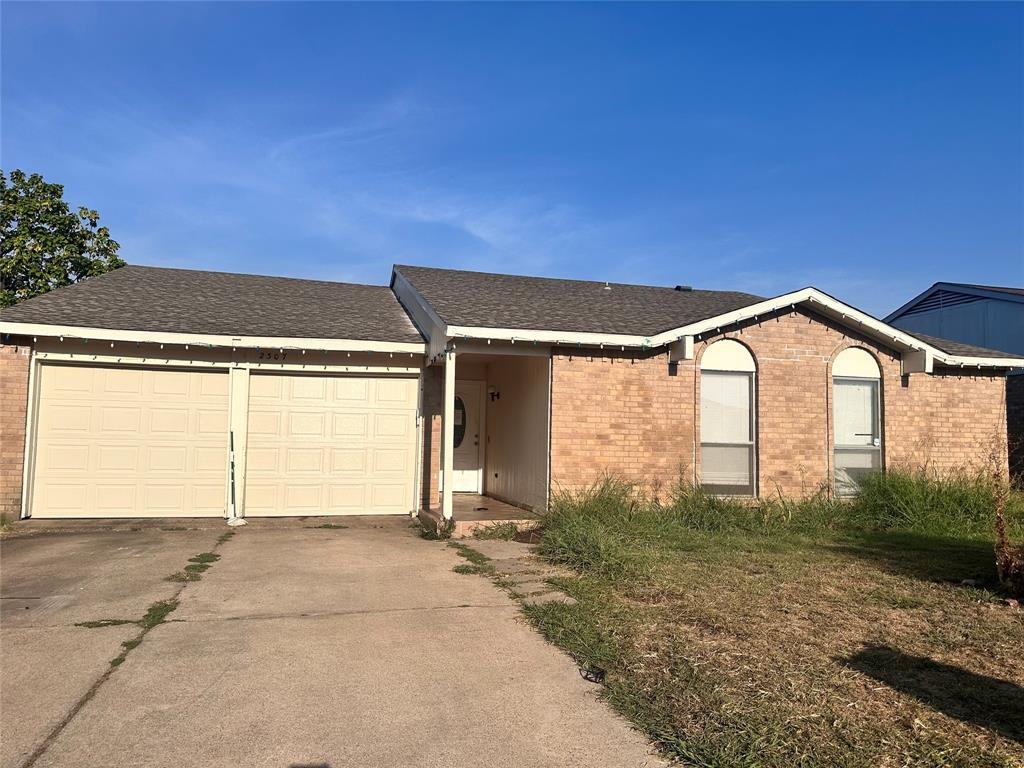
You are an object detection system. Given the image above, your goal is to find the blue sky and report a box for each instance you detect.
[2,2,1022,315]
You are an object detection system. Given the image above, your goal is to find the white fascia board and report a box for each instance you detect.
[0,321,427,355]
[391,269,449,364]
[445,324,649,348]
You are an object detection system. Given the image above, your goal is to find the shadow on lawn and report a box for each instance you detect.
[842,645,1024,743]
[821,531,1000,587]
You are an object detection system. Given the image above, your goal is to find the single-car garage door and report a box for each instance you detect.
[30,364,229,518]
[244,373,418,516]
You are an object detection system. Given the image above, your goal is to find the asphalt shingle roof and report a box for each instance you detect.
[395,264,763,337]
[0,265,425,344]
[904,331,1020,360]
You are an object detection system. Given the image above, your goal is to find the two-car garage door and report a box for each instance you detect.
[28,364,418,518]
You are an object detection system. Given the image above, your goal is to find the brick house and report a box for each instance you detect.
[1,264,1021,525]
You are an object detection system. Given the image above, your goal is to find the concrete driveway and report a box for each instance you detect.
[1,518,663,768]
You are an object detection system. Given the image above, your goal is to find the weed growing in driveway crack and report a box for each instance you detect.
[74,619,136,629]
[311,523,348,529]
[110,638,143,667]
[139,599,179,629]
[216,530,235,545]
[167,550,223,582]
[452,563,480,575]
[449,542,492,570]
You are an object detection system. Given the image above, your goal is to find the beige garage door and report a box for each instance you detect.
[31,364,229,518]
[244,373,417,516]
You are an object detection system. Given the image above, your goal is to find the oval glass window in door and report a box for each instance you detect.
[453,396,467,448]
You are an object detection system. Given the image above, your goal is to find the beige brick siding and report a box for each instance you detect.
[1,338,31,518]
[550,307,1009,499]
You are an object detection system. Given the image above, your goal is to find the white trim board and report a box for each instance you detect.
[0,321,427,355]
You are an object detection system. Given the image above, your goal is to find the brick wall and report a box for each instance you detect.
[1,338,32,518]
[1009,374,1024,486]
[550,307,1009,499]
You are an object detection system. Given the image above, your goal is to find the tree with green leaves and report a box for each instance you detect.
[1,169,125,308]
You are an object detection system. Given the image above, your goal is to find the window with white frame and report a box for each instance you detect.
[832,348,883,496]
[700,340,756,496]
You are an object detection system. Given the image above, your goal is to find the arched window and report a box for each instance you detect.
[700,340,756,496]
[832,348,882,496]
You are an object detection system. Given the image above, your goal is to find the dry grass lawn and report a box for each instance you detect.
[527,479,1024,767]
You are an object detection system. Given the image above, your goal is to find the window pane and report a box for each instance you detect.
[701,372,751,444]
[835,448,880,496]
[834,379,877,447]
[701,445,753,495]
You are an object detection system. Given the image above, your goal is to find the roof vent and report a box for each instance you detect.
[603,281,611,291]
[674,285,693,292]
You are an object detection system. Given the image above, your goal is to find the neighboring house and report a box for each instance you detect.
[886,281,1024,483]
[885,282,1024,357]
[1,264,1022,524]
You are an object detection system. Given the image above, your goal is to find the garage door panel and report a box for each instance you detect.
[100,407,143,432]
[331,449,366,473]
[245,373,416,516]
[372,484,410,511]
[375,378,417,407]
[373,448,412,473]
[148,446,188,472]
[250,375,283,400]
[374,413,412,438]
[148,408,188,434]
[194,446,228,472]
[150,370,189,397]
[327,484,366,509]
[38,404,92,433]
[47,365,95,394]
[145,485,185,512]
[332,413,369,438]
[95,484,136,514]
[104,369,144,395]
[31,364,228,518]
[335,378,369,402]
[197,409,229,435]
[97,445,140,472]
[288,412,326,437]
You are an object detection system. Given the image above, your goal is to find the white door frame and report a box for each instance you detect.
[453,379,485,494]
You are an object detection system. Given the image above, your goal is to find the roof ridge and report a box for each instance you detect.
[393,264,759,297]
[121,263,389,290]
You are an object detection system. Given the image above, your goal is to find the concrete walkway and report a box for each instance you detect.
[1,518,664,768]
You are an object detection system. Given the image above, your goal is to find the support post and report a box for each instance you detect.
[442,350,456,520]
[228,365,250,519]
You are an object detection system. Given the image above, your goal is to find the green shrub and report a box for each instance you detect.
[848,467,1024,539]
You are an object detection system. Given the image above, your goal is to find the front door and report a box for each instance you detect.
[452,380,483,493]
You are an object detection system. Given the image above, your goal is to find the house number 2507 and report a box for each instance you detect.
[258,351,287,360]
